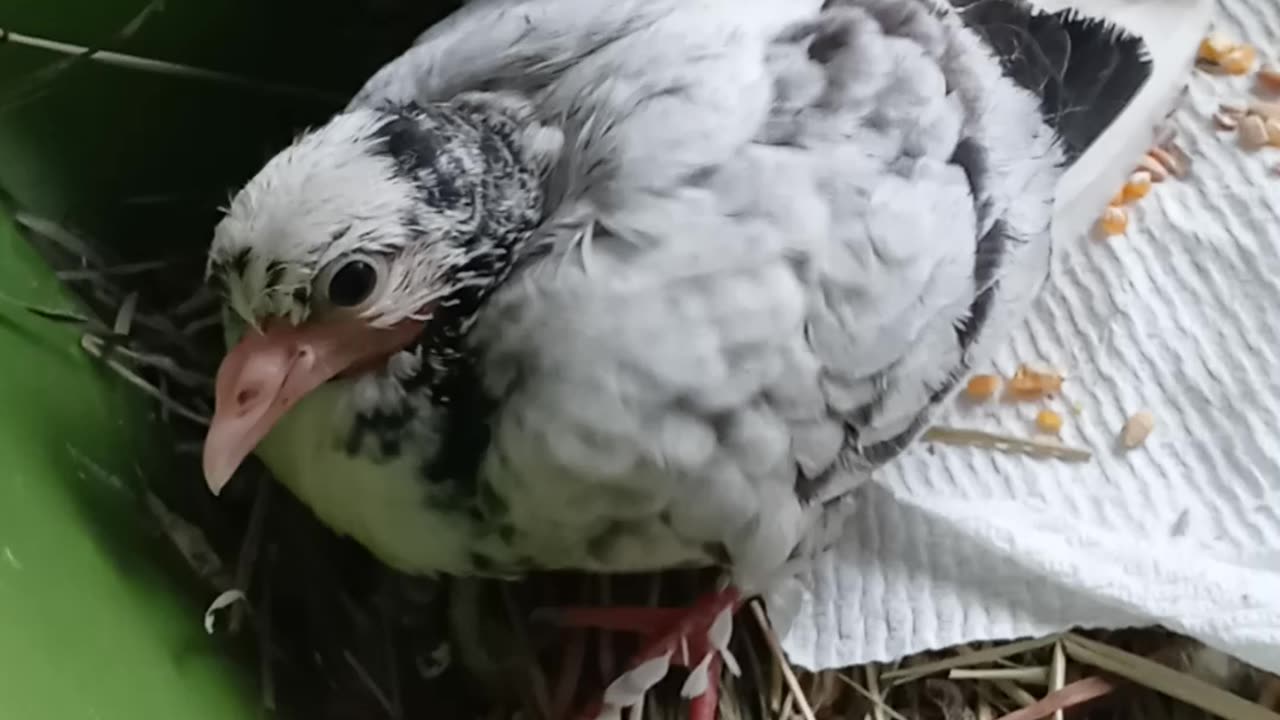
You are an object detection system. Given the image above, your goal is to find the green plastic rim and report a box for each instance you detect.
[0,1,455,717]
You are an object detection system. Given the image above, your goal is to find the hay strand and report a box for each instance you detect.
[924,427,1092,462]
[0,27,341,102]
[883,636,1062,682]
[1063,634,1280,720]
[993,676,1120,720]
[749,601,816,720]
[836,673,913,720]
[949,668,1050,684]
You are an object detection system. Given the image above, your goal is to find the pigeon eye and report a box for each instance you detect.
[318,255,385,309]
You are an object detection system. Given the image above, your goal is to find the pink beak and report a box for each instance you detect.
[202,316,424,494]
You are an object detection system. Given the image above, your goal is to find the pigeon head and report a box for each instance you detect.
[202,96,560,494]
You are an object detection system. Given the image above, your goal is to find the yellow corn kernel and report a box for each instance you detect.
[1122,171,1152,202]
[1099,206,1128,236]
[1008,365,1063,400]
[1198,32,1235,64]
[965,374,1001,401]
[1036,409,1063,434]
[1220,44,1257,75]
[1258,65,1280,93]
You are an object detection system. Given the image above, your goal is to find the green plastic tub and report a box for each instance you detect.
[0,2,456,717]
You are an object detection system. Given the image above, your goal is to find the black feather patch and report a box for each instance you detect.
[949,136,988,205]
[373,110,440,177]
[954,216,1013,349]
[951,0,1153,161]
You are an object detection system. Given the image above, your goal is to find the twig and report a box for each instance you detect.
[0,0,165,111]
[81,333,211,387]
[229,479,270,635]
[1062,634,1280,720]
[344,651,395,717]
[381,611,404,720]
[13,210,105,265]
[995,680,1039,708]
[950,667,1050,684]
[181,312,222,337]
[883,636,1062,683]
[924,427,1092,462]
[79,334,211,425]
[1049,641,1067,720]
[57,260,170,280]
[977,682,1014,716]
[736,603,770,720]
[867,663,886,720]
[769,647,784,713]
[143,490,231,588]
[993,676,1119,720]
[172,287,218,317]
[748,600,816,720]
[157,374,170,424]
[835,674,912,720]
[0,27,342,103]
[810,671,837,714]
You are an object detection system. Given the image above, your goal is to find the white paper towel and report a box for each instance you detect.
[772,0,1280,676]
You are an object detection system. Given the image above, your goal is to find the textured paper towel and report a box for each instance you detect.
[772,0,1280,675]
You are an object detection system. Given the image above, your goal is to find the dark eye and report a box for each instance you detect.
[323,258,381,308]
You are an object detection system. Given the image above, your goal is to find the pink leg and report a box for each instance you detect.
[546,588,743,720]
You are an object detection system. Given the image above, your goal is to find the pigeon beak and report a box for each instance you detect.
[202,316,424,495]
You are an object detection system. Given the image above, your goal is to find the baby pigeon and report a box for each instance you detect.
[202,0,1150,717]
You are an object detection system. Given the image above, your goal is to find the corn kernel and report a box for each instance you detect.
[1240,115,1269,149]
[1199,32,1236,63]
[1137,154,1170,182]
[1099,206,1128,236]
[1258,65,1280,93]
[1148,146,1186,179]
[1121,410,1155,449]
[1220,45,1257,75]
[965,374,1001,401]
[1266,118,1280,147]
[1121,171,1152,202]
[1251,101,1280,122]
[1036,409,1063,434]
[1008,365,1063,400]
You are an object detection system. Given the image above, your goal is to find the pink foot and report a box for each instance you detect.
[545,588,743,720]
